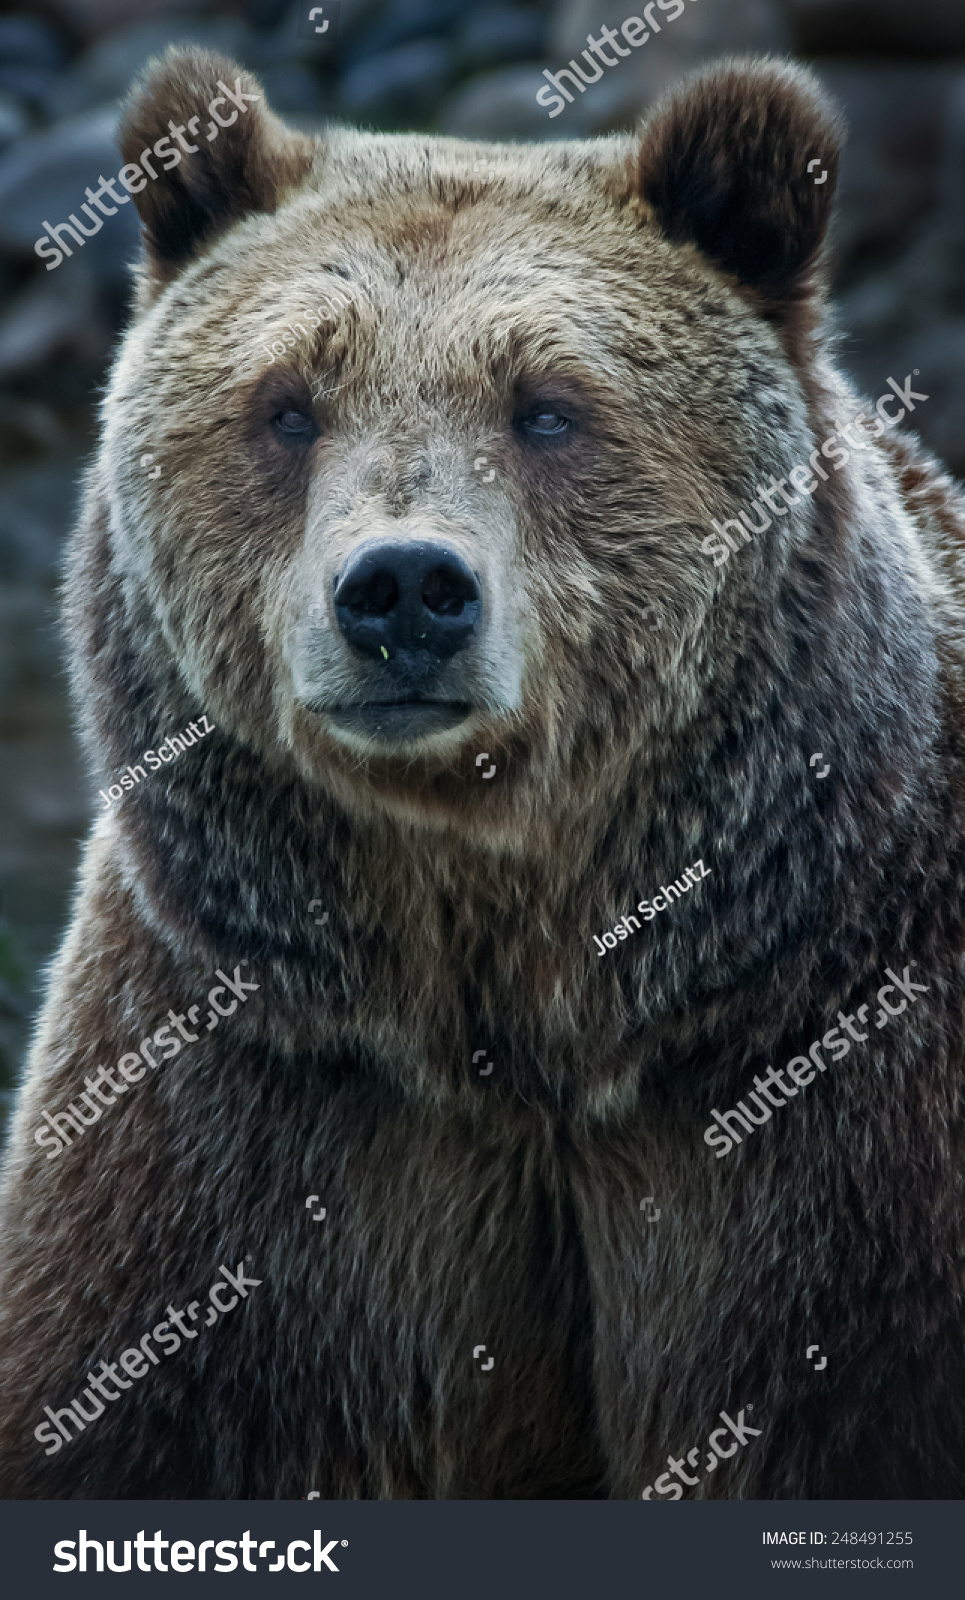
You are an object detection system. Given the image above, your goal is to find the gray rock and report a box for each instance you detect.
[0,269,103,380]
[34,0,211,46]
[537,0,791,130]
[341,0,467,69]
[439,61,623,138]
[550,0,790,59]
[0,107,141,282]
[0,15,67,102]
[839,325,965,481]
[0,66,60,105]
[0,398,71,454]
[0,15,67,70]
[0,93,30,153]
[0,460,82,584]
[914,333,965,479]
[456,7,548,71]
[256,61,327,114]
[816,64,959,277]
[39,16,253,122]
[940,71,965,301]
[837,272,910,345]
[339,38,452,119]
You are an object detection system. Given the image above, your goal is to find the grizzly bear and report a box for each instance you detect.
[0,46,963,1501]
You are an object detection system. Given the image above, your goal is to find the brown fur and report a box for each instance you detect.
[0,50,963,1499]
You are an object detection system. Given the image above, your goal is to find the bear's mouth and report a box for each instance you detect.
[325,698,473,742]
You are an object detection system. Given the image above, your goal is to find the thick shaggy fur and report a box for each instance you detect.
[0,51,963,1499]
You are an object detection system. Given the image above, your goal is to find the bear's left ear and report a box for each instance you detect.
[632,58,843,319]
[118,47,316,290]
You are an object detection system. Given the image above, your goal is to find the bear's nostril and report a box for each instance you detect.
[343,571,398,617]
[422,566,476,617]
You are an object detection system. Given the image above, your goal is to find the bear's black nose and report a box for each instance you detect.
[333,541,481,662]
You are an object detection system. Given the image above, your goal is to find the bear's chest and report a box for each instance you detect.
[237,1089,609,1495]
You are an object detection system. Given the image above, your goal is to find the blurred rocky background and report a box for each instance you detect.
[0,0,963,1126]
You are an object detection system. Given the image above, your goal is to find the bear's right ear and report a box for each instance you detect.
[118,48,316,290]
[632,58,843,326]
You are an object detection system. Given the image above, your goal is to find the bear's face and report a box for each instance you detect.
[107,52,840,839]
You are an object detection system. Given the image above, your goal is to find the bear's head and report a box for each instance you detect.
[94,50,842,851]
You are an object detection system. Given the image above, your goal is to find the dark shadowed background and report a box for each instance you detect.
[0,0,963,1127]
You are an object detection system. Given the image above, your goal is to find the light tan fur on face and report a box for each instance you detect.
[103,104,826,847]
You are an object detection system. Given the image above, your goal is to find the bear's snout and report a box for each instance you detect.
[306,538,485,745]
[333,539,481,664]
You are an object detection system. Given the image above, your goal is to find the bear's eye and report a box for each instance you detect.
[273,408,317,441]
[519,409,570,437]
